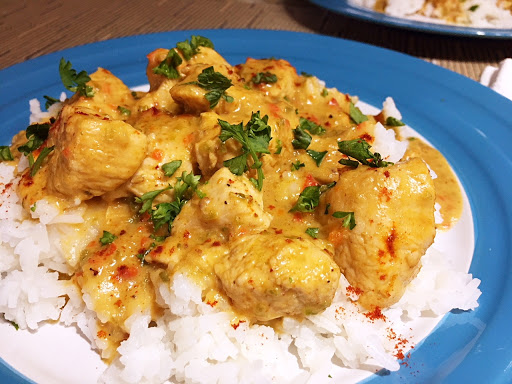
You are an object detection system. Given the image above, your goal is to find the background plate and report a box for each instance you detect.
[310,0,512,38]
[0,29,512,383]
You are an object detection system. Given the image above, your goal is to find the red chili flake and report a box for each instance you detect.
[379,274,386,280]
[268,103,281,118]
[116,265,138,280]
[359,133,373,142]
[97,330,107,339]
[384,170,390,178]
[386,228,397,258]
[268,205,275,210]
[183,230,191,239]
[212,241,221,247]
[303,174,320,189]
[114,299,123,307]
[346,285,363,296]
[328,98,339,106]
[380,187,392,202]
[207,300,218,307]
[150,149,164,161]
[292,212,303,222]
[364,306,386,321]
[89,268,99,276]
[152,245,164,254]
[119,230,126,236]
[231,320,246,330]
[97,243,117,258]
[274,229,283,235]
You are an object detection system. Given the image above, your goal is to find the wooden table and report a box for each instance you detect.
[2,0,512,82]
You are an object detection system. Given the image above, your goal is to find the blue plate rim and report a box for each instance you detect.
[310,0,512,38]
[0,29,511,383]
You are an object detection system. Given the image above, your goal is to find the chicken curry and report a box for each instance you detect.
[3,36,463,357]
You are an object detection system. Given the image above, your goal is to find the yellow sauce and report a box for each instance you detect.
[405,138,463,230]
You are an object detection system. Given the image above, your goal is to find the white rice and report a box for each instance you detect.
[0,97,482,383]
[349,0,512,28]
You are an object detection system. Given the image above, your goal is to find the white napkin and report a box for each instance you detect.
[480,58,512,101]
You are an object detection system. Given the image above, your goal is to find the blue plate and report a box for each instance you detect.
[310,0,512,38]
[1,29,511,383]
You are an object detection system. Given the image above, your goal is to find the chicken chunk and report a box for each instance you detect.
[323,158,436,309]
[126,110,198,200]
[70,68,136,121]
[215,233,341,321]
[46,105,147,201]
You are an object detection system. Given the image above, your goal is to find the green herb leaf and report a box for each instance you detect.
[299,117,326,135]
[193,66,234,108]
[153,49,183,79]
[99,230,117,245]
[338,139,392,168]
[0,146,13,161]
[274,138,283,155]
[321,89,328,97]
[349,102,368,125]
[30,146,54,177]
[43,95,60,110]
[306,150,327,166]
[332,211,356,230]
[59,58,94,97]
[177,35,214,60]
[8,321,19,330]
[292,125,312,150]
[291,160,305,171]
[18,122,51,156]
[305,227,319,239]
[301,71,313,77]
[252,72,278,84]
[162,160,182,177]
[219,112,272,190]
[385,116,405,126]
[117,106,131,116]
[135,185,172,214]
[469,5,479,11]
[289,182,335,213]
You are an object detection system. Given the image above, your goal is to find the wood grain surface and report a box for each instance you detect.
[1,0,512,81]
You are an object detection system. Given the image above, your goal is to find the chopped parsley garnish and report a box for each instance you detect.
[30,203,37,212]
[251,72,278,84]
[192,66,234,108]
[18,122,51,157]
[136,185,173,214]
[43,95,60,110]
[299,117,326,135]
[117,106,131,116]
[292,125,312,150]
[289,182,335,213]
[218,111,272,191]
[152,171,205,231]
[305,227,319,239]
[176,35,214,60]
[30,146,54,177]
[338,139,392,168]
[0,146,13,161]
[291,160,305,171]
[274,138,283,155]
[59,58,94,97]
[349,102,368,125]
[469,5,479,11]
[321,89,328,97]
[153,49,183,79]
[385,116,405,126]
[8,320,19,331]
[306,150,327,166]
[301,71,313,77]
[99,230,117,245]
[162,160,182,177]
[135,171,204,233]
[332,211,356,230]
